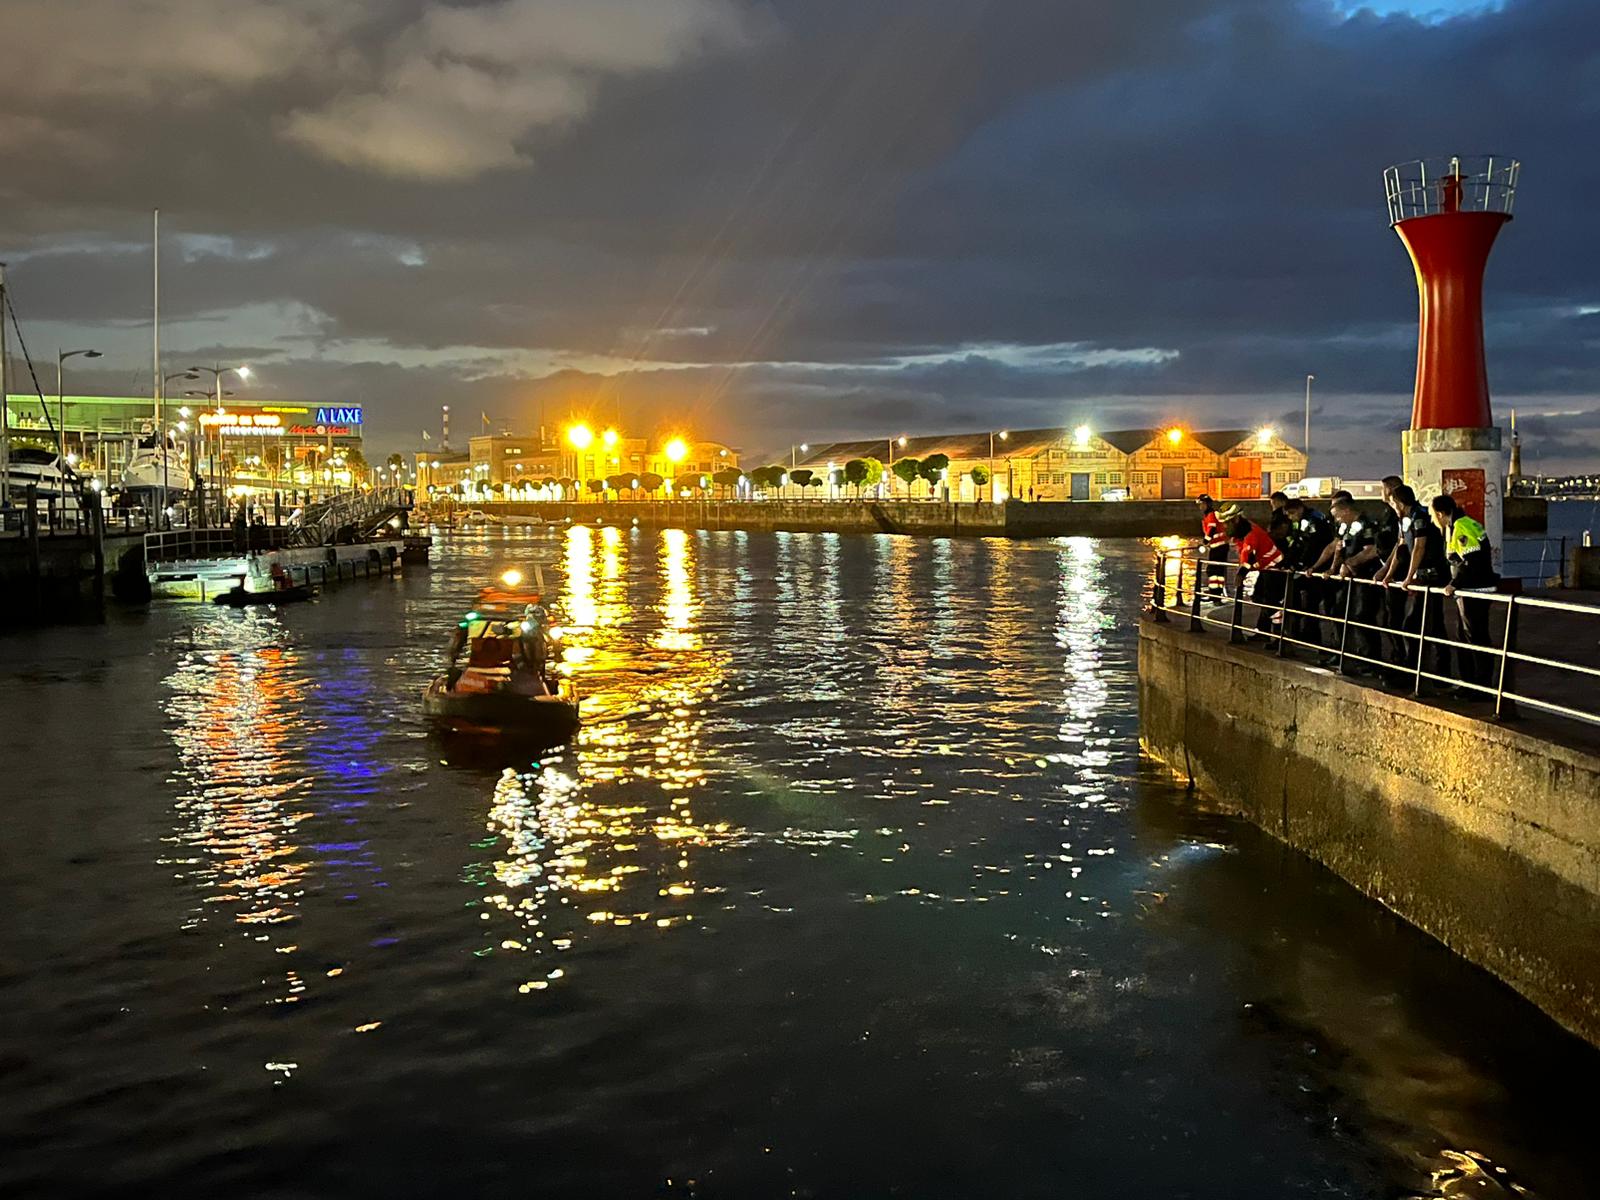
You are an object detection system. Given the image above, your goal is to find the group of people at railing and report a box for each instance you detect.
[1193,477,1498,692]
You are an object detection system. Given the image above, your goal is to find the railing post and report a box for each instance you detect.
[1336,577,1354,673]
[1275,570,1292,656]
[1150,551,1168,622]
[1412,588,1430,696]
[1494,594,1519,721]
[1229,574,1245,644]
[1188,557,1205,633]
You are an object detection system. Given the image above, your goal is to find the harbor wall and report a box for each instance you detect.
[466,495,1547,539]
[475,498,1272,539]
[1138,617,1600,1046]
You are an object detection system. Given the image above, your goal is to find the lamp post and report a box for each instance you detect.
[888,435,906,497]
[988,430,1008,501]
[191,364,249,520]
[55,348,101,468]
[1304,374,1315,465]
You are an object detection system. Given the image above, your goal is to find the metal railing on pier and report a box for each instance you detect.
[1150,544,1600,731]
[144,525,292,564]
[289,487,411,547]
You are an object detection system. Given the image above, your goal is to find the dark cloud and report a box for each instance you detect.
[1,0,1597,473]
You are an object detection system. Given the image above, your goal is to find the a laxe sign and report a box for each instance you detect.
[314,406,363,426]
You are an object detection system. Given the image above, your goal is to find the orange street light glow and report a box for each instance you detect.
[602,428,619,448]
[1166,428,1183,444]
[665,437,688,463]
[567,424,593,450]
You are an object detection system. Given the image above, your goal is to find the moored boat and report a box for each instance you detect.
[212,582,315,607]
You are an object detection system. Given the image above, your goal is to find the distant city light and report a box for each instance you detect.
[602,429,619,448]
[665,437,688,463]
[567,424,594,450]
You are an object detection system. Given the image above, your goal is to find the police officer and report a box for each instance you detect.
[1369,473,1408,678]
[1325,494,1382,673]
[1432,494,1499,692]
[1380,484,1450,685]
[1281,496,1335,645]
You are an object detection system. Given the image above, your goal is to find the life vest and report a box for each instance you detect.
[1200,511,1228,549]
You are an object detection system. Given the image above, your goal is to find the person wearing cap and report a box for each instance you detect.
[1378,483,1450,684]
[1229,514,1285,632]
[1277,496,1334,644]
[1195,494,1230,599]
[1321,494,1383,673]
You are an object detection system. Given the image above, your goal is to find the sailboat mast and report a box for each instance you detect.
[1,262,9,509]
[154,208,166,526]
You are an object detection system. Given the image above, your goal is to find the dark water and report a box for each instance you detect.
[1,526,1594,1199]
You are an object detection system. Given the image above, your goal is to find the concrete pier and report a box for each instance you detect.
[1138,617,1600,1046]
[147,538,406,600]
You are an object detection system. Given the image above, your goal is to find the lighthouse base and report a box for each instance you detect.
[1402,427,1506,568]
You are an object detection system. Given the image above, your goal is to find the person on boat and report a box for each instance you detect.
[516,603,558,686]
[446,611,494,688]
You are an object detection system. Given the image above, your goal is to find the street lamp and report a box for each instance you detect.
[665,437,688,463]
[988,429,1009,500]
[55,348,100,467]
[1304,374,1315,465]
[888,435,907,497]
[190,364,250,517]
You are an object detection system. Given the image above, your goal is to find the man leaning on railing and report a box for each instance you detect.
[1432,494,1499,691]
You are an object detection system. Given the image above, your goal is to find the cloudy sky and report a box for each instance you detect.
[2,0,1596,475]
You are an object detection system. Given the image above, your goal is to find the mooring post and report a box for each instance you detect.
[25,484,41,619]
[91,492,106,613]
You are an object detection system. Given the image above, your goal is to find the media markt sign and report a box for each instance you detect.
[314,406,363,426]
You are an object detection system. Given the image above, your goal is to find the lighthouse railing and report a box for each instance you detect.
[1383,155,1520,225]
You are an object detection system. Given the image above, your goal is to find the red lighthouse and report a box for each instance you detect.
[1386,155,1519,562]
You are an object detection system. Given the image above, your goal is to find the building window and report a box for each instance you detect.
[1109,472,1123,484]
[1093,473,1107,484]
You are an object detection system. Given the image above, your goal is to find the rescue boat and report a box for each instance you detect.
[424,568,580,743]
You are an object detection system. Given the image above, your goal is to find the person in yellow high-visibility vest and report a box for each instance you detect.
[1431,494,1499,692]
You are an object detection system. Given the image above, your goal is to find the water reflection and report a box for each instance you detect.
[159,619,316,1015]
[473,525,732,990]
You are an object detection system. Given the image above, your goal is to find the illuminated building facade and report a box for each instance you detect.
[796,427,1305,501]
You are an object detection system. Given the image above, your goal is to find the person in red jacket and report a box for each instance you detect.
[1230,515,1285,631]
[1195,494,1230,598]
